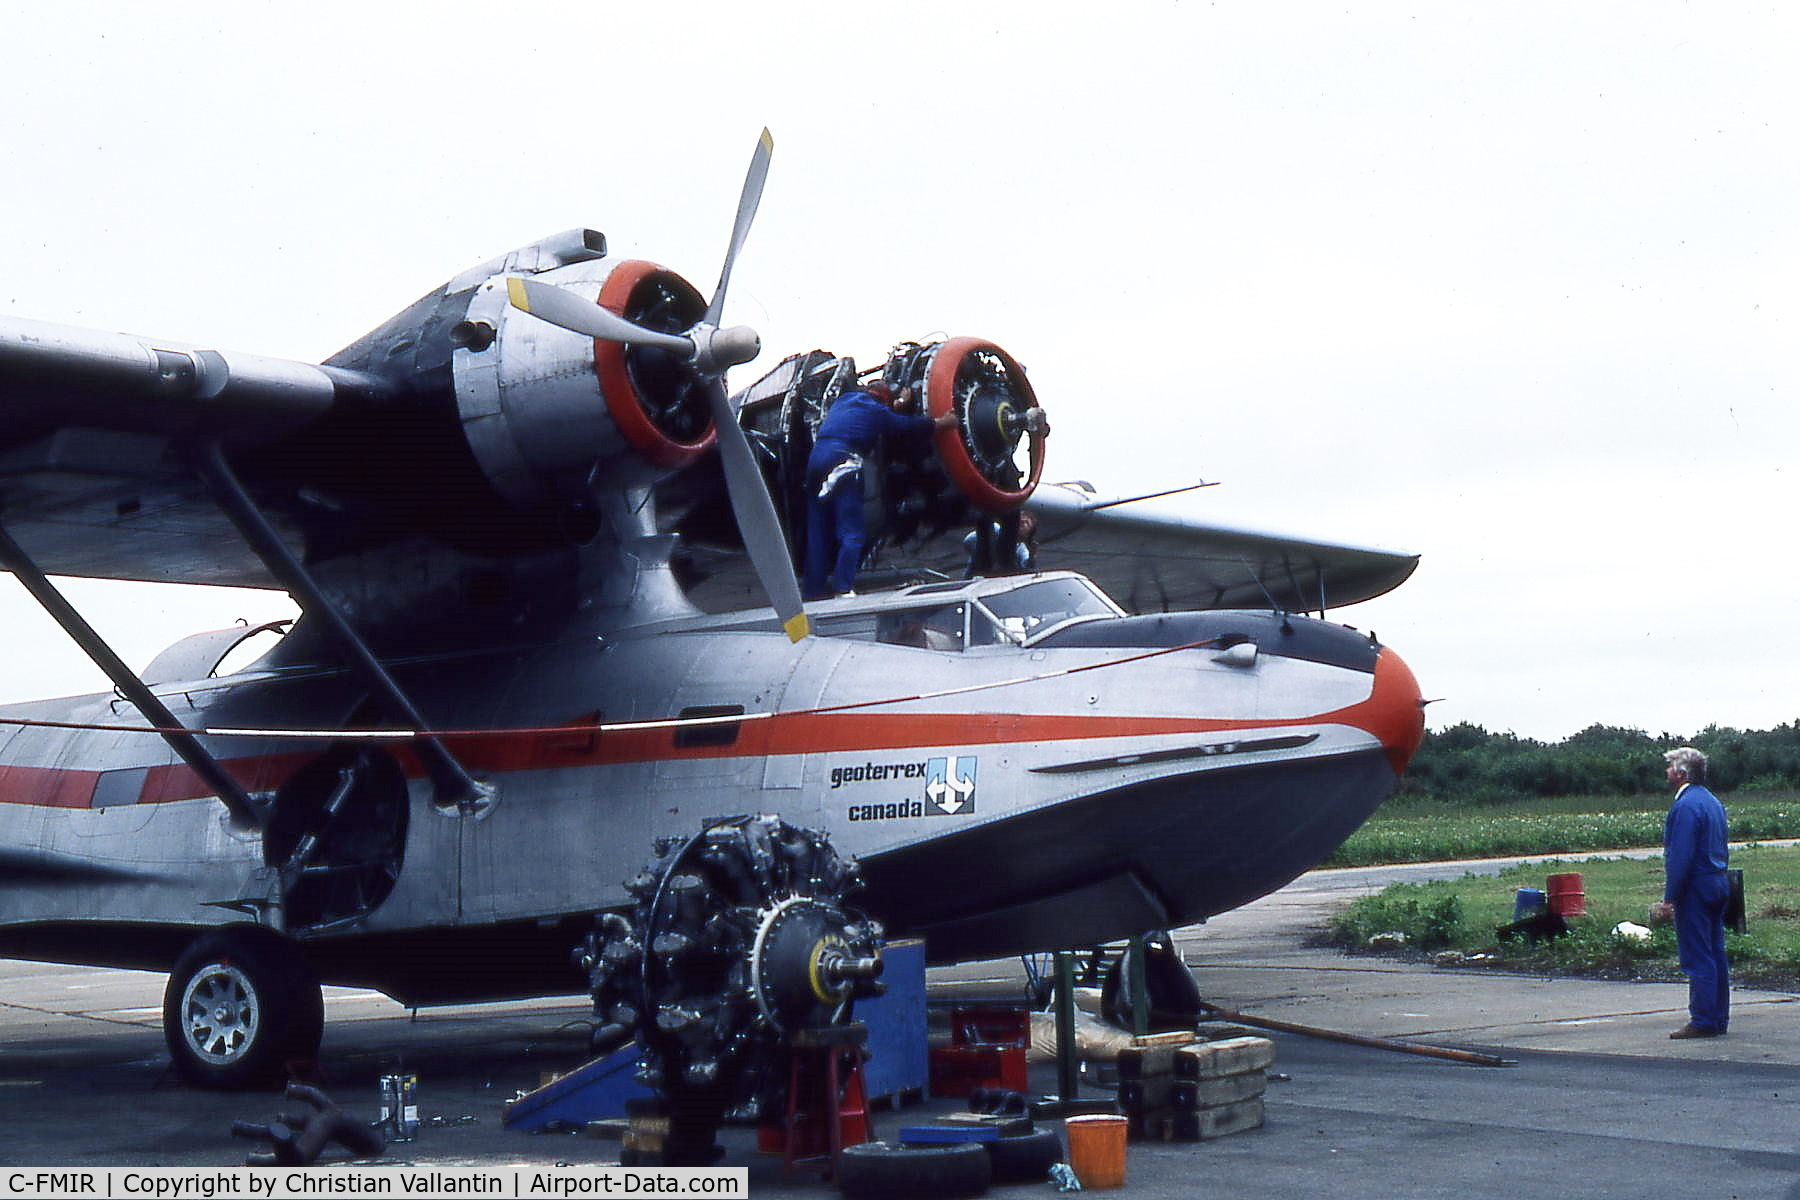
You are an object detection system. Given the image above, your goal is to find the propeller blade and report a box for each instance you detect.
[508,131,801,638]
[698,131,802,636]
[707,387,809,640]
[705,128,773,329]
[506,277,693,355]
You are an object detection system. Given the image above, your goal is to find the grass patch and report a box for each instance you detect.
[1327,794,1800,867]
[1327,845,1800,989]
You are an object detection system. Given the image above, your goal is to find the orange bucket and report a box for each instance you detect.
[1547,872,1586,917]
[1065,1114,1128,1189]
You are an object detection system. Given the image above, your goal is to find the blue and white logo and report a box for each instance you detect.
[925,756,977,815]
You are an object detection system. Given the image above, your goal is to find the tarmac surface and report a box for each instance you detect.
[5,855,1800,1197]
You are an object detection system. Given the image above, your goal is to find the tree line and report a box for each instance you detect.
[1400,721,1800,804]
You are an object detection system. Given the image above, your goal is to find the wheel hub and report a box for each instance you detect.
[181,964,259,1065]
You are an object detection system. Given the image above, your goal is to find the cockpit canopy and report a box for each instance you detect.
[812,572,1124,651]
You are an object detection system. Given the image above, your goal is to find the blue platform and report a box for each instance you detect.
[501,1041,653,1132]
[857,937,929,1106]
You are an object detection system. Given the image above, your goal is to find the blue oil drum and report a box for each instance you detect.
[1513,888,1547,920]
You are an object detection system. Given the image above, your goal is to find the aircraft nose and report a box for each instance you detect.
[1364,646,1426,777]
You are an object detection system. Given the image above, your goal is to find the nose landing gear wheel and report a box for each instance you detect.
[162,926,323,1090]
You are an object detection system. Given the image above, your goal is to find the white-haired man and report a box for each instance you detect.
[1650,746,1730,1039]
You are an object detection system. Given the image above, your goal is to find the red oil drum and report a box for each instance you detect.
[1546,872,1587,917]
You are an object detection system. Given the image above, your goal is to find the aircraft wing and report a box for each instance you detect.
[1013,481,1418,614]
[675,478,1417,616]
[0,314,385,587]
[2,305,1417,618]
[0,314,329,586]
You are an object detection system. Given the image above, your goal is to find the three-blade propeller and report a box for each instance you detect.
[506,129,808,641]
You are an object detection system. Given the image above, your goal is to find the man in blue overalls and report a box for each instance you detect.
[1651,746,1731,1038]
[802,381,958,600]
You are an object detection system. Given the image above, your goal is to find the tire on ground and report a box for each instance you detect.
[162,925,324,1090]
[836,1141,992,1199]
[986,1128,1061,1183]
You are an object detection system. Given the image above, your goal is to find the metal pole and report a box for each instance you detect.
[1054,951,1078,1101]
[0,520,263,829]
[194,441,493,814]
[1198,1002,1514,1068]
[1127,935,1150,1038]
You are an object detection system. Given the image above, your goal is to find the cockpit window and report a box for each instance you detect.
[877,605,965,651]
[976,579,1120,643]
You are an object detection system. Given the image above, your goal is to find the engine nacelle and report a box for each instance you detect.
[453,245,719,512]
[314,231,727,555]
[909,336,1045,514]
[712,335,1046,585]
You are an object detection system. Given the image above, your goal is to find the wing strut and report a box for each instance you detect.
[0,519,266,830]
[193,441,496,816]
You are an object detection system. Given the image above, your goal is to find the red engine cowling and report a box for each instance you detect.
[587,260,719,471]
[453,253,720,514]
[919,337,1046,513]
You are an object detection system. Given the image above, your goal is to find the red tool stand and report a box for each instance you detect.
[763,1023,871,1177]
[928,1007,1029,1097]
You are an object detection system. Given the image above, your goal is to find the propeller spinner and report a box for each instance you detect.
[507,130,808,642]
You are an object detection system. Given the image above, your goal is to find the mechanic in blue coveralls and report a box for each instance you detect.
[1650,746,1731,1039]
[803,380,958,599]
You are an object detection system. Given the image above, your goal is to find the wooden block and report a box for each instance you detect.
[1129,1031,1198,1048]
[1175,1036,1275,1080]
[1119,1076,1174,1112]
[1173,1070,1266,1111]
[1127,1105,1176,1141]
[1116,1045,1177,1081]
[1169,1097,1264,1141]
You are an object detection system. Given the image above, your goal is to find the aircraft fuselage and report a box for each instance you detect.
[0,572,1421,1006]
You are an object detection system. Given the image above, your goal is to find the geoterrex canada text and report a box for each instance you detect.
[834,755,979,820]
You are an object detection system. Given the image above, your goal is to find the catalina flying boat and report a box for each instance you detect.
[0,133,1423,1103]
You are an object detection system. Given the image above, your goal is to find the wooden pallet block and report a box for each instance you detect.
[1170,1097,1265,1141]
[1175,1037,1275,1080]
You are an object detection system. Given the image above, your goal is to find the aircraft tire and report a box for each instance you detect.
[1100,932,1204,1033]
[834,1141,992,1200]
[984,1127,1062,1183]
[162,926,324,1091]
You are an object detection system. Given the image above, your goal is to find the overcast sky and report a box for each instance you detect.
[1,2,1794,743]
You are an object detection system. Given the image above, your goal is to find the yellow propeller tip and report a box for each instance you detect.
[783,613,810,642]
[505,276,530,311]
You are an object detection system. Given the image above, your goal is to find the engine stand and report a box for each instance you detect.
[773,1022,870,1177]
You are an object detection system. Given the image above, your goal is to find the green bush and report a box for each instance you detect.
[1327,884,1464,950]
[1334,849,1800,986]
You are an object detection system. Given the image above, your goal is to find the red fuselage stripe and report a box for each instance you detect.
[0,650,1422,810]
